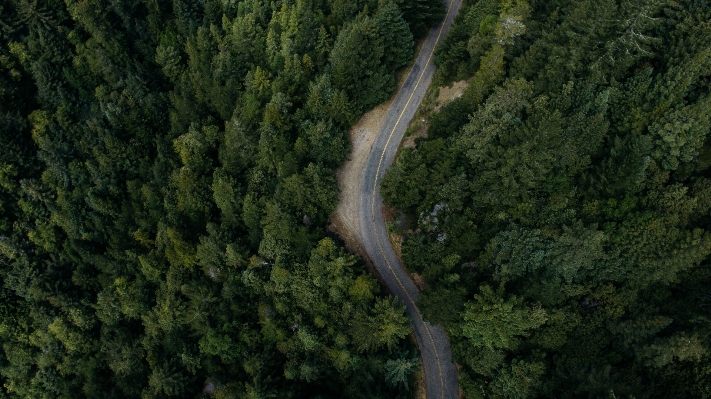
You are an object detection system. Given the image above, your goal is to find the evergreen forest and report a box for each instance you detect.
[382,0,711,398]
[0,0,445,397]
[4,0,711,398]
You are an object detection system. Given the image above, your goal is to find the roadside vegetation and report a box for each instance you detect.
[382,0,711,398]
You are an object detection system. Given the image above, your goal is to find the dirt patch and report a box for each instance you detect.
[435,79,468,111]
[411,273,426,291]
[402,124,429,150]
[329,100,390,254]
[381,203,397,221]
[415,363,427,399]
[401,85,437,150]
[388,231,404,262]
[401,79,468,149]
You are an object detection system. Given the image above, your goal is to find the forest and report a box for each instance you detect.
[382,0,711,398]
[0,0,446,397]
[4,0,711,398]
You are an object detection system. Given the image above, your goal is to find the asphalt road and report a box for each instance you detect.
[357,0,463,397]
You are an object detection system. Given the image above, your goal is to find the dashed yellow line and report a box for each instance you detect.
[368,1,457,398]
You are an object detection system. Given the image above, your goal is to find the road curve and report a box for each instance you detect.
[358,0,463,397]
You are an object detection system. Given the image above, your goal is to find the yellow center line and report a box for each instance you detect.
[368,1,456,398]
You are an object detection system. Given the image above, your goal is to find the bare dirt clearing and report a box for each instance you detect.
[329,101,390,255]
[435,79,468,111]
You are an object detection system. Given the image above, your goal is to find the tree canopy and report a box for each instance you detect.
[0,0,444,397]
[383,0,711,398]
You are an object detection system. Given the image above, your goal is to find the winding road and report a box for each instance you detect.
[357,0,463,397]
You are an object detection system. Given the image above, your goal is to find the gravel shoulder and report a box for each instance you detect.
[330,99,392,254]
